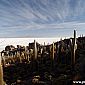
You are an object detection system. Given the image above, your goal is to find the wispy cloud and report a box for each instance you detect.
[0,0,85,37]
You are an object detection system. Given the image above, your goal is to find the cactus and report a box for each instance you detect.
[52,42,54,60]
[73,30,77,64]
[0,52,4,85]
[34,40,37,59]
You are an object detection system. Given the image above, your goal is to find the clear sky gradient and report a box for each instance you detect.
[0,0,85,37]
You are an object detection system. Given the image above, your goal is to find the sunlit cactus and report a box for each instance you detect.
[34,40,37,59]
[0,52,4,85]
[52,42,55,60]
[73,30,77,64]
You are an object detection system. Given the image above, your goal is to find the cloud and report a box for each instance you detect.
[0,0,85,37]
[1,0,85,24]
[0,21,85,38]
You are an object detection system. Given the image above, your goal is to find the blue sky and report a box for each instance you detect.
[0,0,85,37]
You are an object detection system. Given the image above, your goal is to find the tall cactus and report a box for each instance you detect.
[73,30,77,64]
[0,52,4,85]
[44,42,45,46]
[34,40,37,59]
[52,42,55,60]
